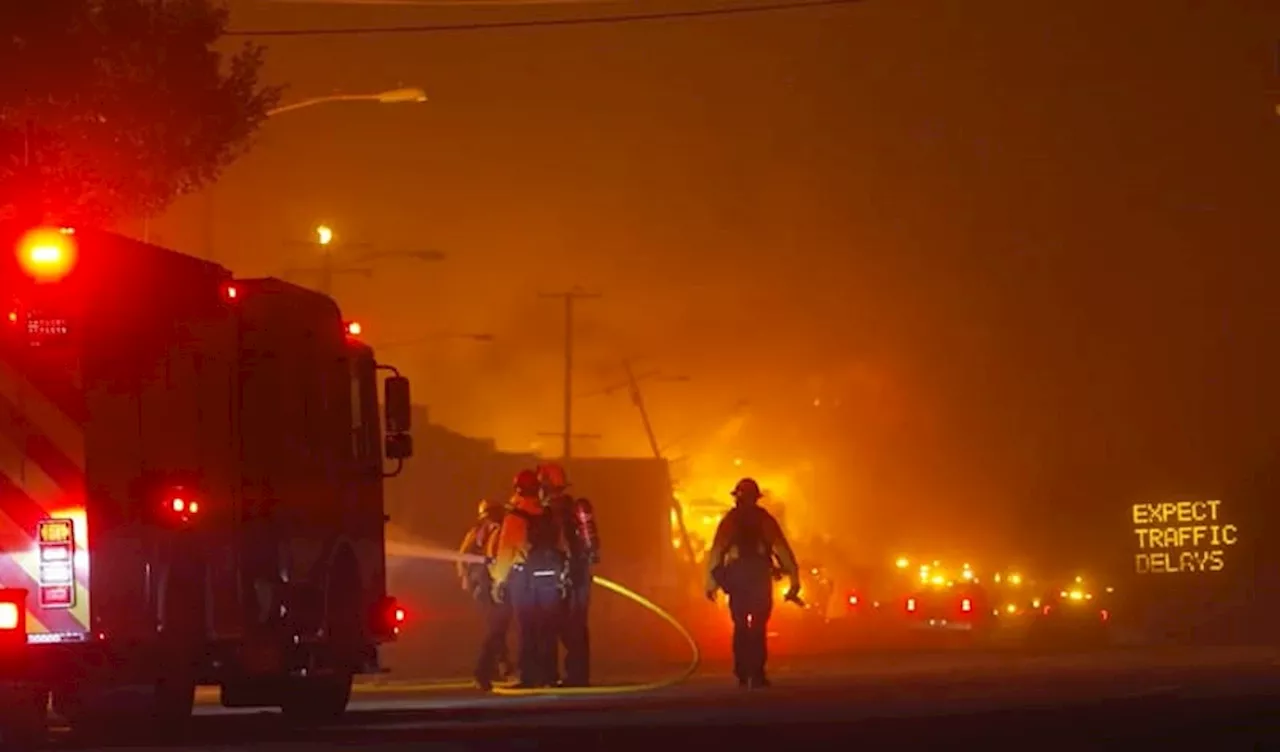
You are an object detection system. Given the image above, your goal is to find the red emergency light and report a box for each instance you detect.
[16,227,78,283]
[372,596,406,639]
[345,321,362,338]
[960,597,973,613]
[222,283,239,302]
[163,488,200,523]
[0,588,27,645]
[0,602,19,631]
[905,597,916,613]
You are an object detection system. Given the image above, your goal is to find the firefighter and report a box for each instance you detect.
[491,469,569,688]
[538,462,600,687]
[704,477,800,689]
[459,498,513,690]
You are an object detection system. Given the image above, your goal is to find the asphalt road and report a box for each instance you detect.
[39,647,1280,750]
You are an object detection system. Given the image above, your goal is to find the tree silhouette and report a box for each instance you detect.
[0,1,282,227]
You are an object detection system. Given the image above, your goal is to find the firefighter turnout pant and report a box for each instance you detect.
[473,589,513,686]
[560,564,592,686]
[724,561,774,684]
[509,564,565,688]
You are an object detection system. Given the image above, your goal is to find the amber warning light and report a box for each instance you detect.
[16,227,78,283]
[37,519,72,544]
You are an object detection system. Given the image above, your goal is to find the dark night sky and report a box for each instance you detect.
[146,0,1280,567]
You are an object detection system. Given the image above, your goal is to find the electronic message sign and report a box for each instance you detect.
[1131,500,1239,574]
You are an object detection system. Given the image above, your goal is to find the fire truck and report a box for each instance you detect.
[0,225,412,742]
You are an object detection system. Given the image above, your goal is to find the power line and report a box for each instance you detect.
[270,0,628,7]
[226,0,865,37]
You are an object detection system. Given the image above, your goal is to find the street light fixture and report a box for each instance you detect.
[376,88,430,105]
[265,87,428,117]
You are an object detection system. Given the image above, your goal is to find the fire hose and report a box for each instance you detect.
[491,574,701,696]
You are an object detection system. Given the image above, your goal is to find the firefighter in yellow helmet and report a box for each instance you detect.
[458,498,512,689]
[705,478,800,689]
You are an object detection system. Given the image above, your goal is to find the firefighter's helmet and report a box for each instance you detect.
[536,462,569,491]
[514,469,540,495]
[478,498,503,519]
[732,477,762,501]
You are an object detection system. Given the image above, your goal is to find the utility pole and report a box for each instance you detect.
[622,359,667,459]
[539,288,601,458]
[620,359,697,566]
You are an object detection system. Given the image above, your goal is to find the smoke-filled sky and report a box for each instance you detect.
[146,0,1280,567]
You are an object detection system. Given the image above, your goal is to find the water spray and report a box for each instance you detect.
[388,540,485,565]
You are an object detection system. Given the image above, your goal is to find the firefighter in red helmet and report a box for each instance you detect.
[458,498,513,689]
[537,462,600,687]
[705,477,800,689]
[490,469,568,688]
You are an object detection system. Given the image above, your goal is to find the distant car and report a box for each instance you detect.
[834,586,884,623]
[1027,587,1112,648]
[844,588,872,614]
[901,584,995,635]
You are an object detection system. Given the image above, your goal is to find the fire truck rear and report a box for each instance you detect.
[0,225,412,743]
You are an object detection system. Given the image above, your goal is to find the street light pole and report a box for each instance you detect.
[200,87,427,261]
[316,224,336,296]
